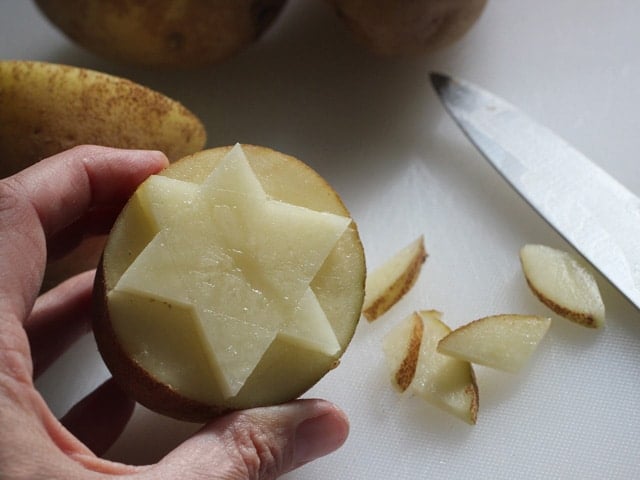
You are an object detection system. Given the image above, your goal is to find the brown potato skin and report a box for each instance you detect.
[363,238,427,322]
[394,312,423,392]
[93,145,365,422]
[35,0,288,68]
[524,277,601,328]
[326,0,487,55]
[0,61,206,178]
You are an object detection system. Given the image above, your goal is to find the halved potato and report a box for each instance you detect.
[93,144,366,421]
[437,314,552,373]
[362,235,427,321]
[520,244,605,328]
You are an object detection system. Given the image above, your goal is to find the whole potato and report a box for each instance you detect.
[326,0,487,55]
[0,60,206,290]
[34,0,288,68]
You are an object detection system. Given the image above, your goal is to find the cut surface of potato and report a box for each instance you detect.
[94,144,366,421]
[520,244,605,328]
[363,235,427,321]
[437,314,552,373]
[382,312,424,391]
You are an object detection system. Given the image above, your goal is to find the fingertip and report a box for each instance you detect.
[5,145,172,239]
[130,148,170,170]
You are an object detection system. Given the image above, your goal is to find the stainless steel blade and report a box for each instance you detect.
[431,72,640,313]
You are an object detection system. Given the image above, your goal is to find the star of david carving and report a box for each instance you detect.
[112,145,349,397]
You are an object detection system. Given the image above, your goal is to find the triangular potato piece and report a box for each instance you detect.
[437,314,551,373]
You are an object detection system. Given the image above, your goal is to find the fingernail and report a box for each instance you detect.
[293,408,349,467]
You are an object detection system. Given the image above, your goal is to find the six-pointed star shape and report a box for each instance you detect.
[112,145,351,397]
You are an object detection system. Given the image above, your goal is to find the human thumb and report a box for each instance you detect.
[145,399,349,480]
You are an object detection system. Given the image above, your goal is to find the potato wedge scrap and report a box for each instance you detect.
[94,145,366,422]
[363,236,427,321]
[520,244,605,328]
[437,314,551,373]
[383,310,478,425]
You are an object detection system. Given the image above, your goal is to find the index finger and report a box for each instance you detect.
[6,145,169,238]
[0,145,168,323]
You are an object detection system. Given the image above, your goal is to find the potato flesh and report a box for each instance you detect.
[520,244,605,327]
[109,145,349,398]
[437,315,551,373]
[107,290,223,404]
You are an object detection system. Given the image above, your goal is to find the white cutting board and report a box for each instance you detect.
[3,1,640,478]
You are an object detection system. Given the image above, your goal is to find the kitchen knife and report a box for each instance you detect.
[430,72,640,313]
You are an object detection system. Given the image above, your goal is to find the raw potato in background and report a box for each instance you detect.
[34,0,288,68]
[35,0,487,67]
[0,60,207,290]
[325,0,487,55]
[0,60,206,178]
[93,144,366,421]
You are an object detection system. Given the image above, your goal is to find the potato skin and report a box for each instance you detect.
[0,60,206,178]
[35,0,288,68]
[326,0,487,55]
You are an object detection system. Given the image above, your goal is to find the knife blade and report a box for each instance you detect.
[430,72,640,313]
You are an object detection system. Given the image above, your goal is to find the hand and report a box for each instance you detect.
[0,146,349,479]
